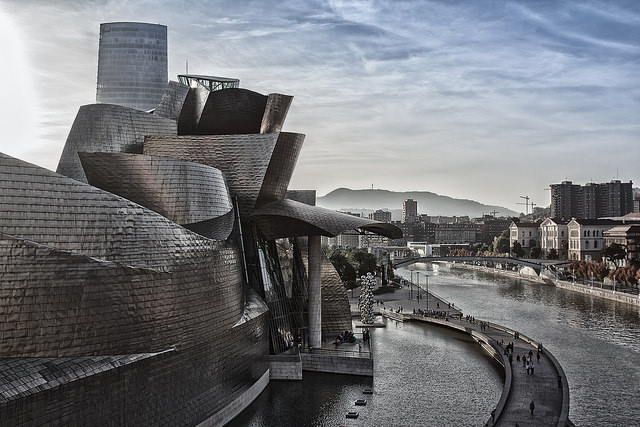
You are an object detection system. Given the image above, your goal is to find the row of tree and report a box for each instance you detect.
[568,260,639,287]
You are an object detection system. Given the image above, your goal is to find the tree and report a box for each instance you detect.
[530,246,541,259]
[328,249,357,287]
[493,235,510,254]
[352,251,377,277]
[547,248,558,260]
[602,243,627,265]
[511,241,525,258]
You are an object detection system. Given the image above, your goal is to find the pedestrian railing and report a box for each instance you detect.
[300,347,372,359]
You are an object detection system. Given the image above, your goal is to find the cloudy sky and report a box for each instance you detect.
[1,0,638,213]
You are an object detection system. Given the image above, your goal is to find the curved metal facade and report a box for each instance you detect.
[79,152,234,239]
[56,103,177,183]
[1,54,401,424]
[154,80,190,120]
[143,132,305,217]
[252,199,403,240]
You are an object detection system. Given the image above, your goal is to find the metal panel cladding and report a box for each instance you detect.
[97,22,168,111]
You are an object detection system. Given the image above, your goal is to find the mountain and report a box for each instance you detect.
[316,188,520,219]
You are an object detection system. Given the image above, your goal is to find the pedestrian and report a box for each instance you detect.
[537,351,541,362]
[528,349,533,359]
[531,362,534,375]
[491,409,495,422]
[517,354,520,362]
[530,400,535,416]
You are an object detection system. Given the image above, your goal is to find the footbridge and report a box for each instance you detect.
[394,256,572,275]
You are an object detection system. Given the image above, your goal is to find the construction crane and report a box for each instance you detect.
[490,210,499,218]
[518,195,530,215]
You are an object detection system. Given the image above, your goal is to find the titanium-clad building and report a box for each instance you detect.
[96,22,168,110]
[1,25,401,425]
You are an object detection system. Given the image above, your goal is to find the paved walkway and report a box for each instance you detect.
[349,281,571,427]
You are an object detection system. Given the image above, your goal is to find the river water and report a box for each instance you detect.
[230,263,640,426]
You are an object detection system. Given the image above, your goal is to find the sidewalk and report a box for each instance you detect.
[350,281,570,427]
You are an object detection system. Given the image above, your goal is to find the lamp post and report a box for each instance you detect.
[410,270,413,300]
[382,255,388,287]
[426,274,429,311]
[416,272,420,302]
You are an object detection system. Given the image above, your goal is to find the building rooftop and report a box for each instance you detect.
[177,74,240,91]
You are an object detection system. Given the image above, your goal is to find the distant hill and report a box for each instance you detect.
[316,188,520,220]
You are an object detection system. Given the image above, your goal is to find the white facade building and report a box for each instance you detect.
[567,219,620,261]
[540,218,569,259]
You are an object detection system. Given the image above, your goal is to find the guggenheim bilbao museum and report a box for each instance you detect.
[0,22,401,425]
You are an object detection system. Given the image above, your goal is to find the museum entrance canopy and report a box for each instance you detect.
[251,199,403,240]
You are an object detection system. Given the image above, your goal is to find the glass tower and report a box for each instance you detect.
[97,22,167,111]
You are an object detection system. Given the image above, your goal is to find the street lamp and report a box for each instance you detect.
[416,271,420,302]
[382,255,388,287]
[410,270,413,300]
[426,274,429,312]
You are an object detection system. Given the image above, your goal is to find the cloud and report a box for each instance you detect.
[0,0,638,213]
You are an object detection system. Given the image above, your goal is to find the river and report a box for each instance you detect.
[229,262,640,426]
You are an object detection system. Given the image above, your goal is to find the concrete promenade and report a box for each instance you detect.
[350,282,572,427]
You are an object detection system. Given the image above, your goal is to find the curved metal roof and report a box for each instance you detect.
[251,199,403,240]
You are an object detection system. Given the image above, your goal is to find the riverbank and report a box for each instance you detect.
[443,261,640,307]
[350,283,572,426]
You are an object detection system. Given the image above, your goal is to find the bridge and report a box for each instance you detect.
[394,256,572,275]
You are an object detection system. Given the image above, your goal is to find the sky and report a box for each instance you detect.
[0,0,638,213]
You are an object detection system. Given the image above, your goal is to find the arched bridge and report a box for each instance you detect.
[393,256,572,275]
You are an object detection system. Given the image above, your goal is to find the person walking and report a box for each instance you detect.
[531,362,535,375]
[529,400,535,416]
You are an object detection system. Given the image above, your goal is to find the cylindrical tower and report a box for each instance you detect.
[96,22,167,111]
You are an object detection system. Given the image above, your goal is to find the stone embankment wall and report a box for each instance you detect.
[301,353,373,376]
[448,263,640,307]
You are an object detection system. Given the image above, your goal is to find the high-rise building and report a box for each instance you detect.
[369,209,392,223]
[403,198,418,223]
[97,22,168,110]
[550,180,633,220]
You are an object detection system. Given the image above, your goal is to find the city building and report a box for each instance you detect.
[97,22,168,110]
[0,24,402,426]
[567,219,621,261]
[550,180,634,220]
[603,224,640,266]
[369,209,392,223]
[434,222,477,244]
[472,215,512,246]
[402,198,418,223]
[509,221,541,256]
[539,218,569,259]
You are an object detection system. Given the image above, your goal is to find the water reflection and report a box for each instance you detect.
[231,263,639,426]
[230,318,502,427]
[397,263,640,425]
